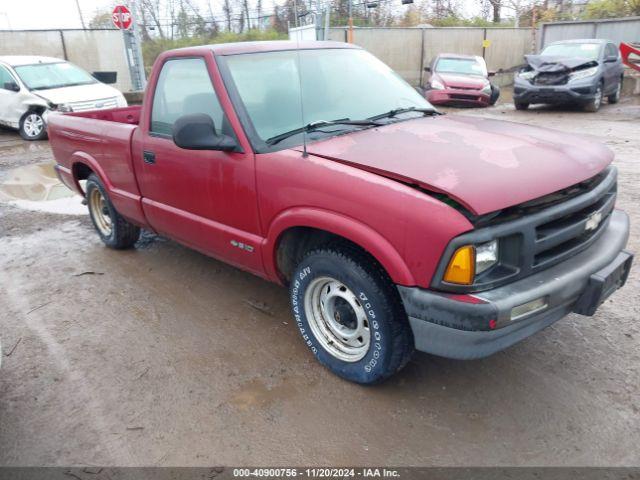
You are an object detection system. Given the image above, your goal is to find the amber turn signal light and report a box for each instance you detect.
[443,245,475,285]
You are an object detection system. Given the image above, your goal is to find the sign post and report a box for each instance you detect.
[113,3,146,91]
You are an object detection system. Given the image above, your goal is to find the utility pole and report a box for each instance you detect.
[324,2,330,40]
[347,0,353,43]
[74,0,86,29]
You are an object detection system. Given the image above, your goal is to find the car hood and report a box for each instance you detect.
[436,72,488,89]
[32,82,122,105]
[300,115,613,215]
[524,54,599,72]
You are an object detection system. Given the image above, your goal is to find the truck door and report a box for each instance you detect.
[0,65,23,128]
[135,55,264,276]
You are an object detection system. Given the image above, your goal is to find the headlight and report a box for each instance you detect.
[443,240,499,285]
[481,83,492,95]
[475,240,498,274]
[518,70,536,81]
[56,103,74,112]
[430,79,445,90]
[569,66,598,81]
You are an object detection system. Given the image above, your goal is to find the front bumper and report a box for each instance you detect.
[427,88,490,107]
[513,77,599,105]
[399,210,632,360]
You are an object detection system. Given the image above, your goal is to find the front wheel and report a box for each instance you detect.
[19,111,47,141]
[290,246,414,384]
[86,174,140,249]
[584,82,604,112]
[514,101,529,111]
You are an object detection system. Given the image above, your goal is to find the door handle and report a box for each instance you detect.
[143,150,156,164]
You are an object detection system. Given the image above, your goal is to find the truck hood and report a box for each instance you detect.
[300,115,613,215]
[32,82,122,105]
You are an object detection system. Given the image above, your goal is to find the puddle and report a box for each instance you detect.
[0,163,87,215]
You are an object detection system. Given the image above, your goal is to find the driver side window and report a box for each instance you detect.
[150,57,227,137]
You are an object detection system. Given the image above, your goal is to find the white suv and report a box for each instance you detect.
[0,56,128,140]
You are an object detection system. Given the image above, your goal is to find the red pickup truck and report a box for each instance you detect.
[49,41,633,384]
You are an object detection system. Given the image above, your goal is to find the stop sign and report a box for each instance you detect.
[112,5,133,30]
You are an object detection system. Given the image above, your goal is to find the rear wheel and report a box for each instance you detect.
[86,174,140,249]
[290,245,414,384]
[19,111,47,141]
[608,77,622,104]
[514,101,529,111]
[584,82,604,112]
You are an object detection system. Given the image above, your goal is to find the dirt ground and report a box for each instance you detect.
[1,92,639,467]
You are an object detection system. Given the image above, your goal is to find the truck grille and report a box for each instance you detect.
[69,96,119,112]
[432,166,618,293]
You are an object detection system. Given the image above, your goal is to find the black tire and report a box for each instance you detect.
[608,77,622,104]
[584,81,604,112]
[19,110,47,141]
[290,245,414,384]
[489,84,500,106]
[514,101,529,111]
[85,174,140,249]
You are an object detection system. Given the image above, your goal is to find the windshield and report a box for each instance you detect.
[222,48,432,147]
[14,62,96,90]
[435,57,487,76]
[541,43,601,60]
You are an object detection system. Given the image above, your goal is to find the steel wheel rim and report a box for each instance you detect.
[594,86,602,109]
[304,276,371,362]
[89,188,112,236]
[615,82,621,100]
[23,114,44,137]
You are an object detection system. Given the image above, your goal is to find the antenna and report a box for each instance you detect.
[294,28,308,157]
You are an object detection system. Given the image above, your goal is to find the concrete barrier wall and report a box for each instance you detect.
[540,17,640,48]
[0,29,133,92]
[329,27,533,87]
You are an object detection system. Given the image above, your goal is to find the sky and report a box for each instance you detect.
[0,0,485,30]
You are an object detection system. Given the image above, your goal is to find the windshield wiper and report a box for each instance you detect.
[368,106,441,121]
[266,118,381,145]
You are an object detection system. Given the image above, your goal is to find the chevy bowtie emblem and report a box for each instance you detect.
[585,211,603,231]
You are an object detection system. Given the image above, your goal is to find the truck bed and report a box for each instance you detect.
[48,105,147,226]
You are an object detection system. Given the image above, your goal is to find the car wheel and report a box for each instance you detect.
[19,111,47,141]
[290,245,414,384]
[608,77,622,104]
[514,102,529,110]
[584,82,604,112]
[489,84,500,106]
[86,173,140,249]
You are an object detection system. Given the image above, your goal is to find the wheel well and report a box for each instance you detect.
[72,163,95,194]
[275,227,385,284]
[24,105,46,117]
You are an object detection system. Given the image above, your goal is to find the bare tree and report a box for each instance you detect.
[223,0,234,31]
[487,0,501,22]
[141,0,165,38]
[503,0,532,26]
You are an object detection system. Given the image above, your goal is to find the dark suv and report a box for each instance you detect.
[514,39,624,112]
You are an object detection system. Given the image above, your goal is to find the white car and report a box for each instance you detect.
[0,56,128,140]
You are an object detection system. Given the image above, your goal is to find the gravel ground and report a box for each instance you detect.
[0,93,639,467]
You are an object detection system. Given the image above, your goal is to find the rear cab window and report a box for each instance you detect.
[150,57,229,137]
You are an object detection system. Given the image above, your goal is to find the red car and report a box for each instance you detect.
[425,54,499,107]
[48,42,631,384]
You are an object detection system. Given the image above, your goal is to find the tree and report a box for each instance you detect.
[582,0,640,18]
[89,12,113,28]
[223,0,234,31]
[486,0,502,22]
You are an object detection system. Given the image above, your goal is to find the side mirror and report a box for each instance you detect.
[605,55,618,63]
[3,81,20,92]
[488,71,496,77]
[172,113,237,151]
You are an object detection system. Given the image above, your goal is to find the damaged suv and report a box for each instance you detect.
[514,39,624,112]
